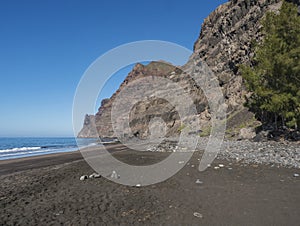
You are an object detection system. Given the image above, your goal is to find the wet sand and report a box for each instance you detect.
[1,144,300,225]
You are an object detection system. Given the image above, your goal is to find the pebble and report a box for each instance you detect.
[94,174,101,178]
[89,173,101,179]
[144,138,300,169]
[216,139,300,169]
[80,175,88,181]
[54,210,64,216]
[193,212,203,218]
[195,179,203,184]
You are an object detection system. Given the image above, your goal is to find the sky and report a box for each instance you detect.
[0,0,227,137]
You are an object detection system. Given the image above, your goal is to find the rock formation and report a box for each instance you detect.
[78,0,299,139]
[77,114,97,138]
[78,61,208,138]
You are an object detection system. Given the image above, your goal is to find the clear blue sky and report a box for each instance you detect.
[0,0,227,137]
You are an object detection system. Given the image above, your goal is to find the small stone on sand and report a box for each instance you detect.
[89,173,101,179]
[195,179,203,184]
[193,212,203,218]
[80,175,88,181]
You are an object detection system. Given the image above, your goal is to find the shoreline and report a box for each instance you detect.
[0,150,83,176]
[0,143,127,176]
[0,143,123,176]
[1,139,300,177]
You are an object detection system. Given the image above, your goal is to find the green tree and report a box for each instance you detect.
[241,1,300,130]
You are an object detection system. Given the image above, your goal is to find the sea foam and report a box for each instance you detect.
[0,147,42,153]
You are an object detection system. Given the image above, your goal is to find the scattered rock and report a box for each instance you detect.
[218,164,224,168]
[195,179,203,184]
[135,184,141,187]
[254,130,270,142]
[80,175,88,181]
[54,210,64,216]
[218,139,300,169]
[193,212,203,218]
[214,166,220,170]
[178,161,185,164]
[89,173,101,179]
[294,173,299,177]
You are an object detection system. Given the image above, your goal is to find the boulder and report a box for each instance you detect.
[239,127,256,140]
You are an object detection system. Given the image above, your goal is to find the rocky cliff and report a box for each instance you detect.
[77,114,97,138]
[78,0,299,139]
[78,61,208,138]
[193,0,283,112]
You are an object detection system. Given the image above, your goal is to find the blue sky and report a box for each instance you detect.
[0,0,227,137]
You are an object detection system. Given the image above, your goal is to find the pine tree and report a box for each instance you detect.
[241,1,300,130]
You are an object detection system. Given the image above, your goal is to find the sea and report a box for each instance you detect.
[0,137,100,160]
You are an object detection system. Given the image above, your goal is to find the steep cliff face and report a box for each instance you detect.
[84,61,208,138]
[77,114,97,138]
[78,0,299,138]
[93,62,179,138]
[193,0,283,113]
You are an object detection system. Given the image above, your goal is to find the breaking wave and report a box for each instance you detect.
[0,147,42,153]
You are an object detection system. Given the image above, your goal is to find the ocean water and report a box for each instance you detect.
[0,137,99,160]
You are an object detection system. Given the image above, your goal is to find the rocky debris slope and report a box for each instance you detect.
[145,138,300,169]
[218,139,300,168]
[79,0,300,139]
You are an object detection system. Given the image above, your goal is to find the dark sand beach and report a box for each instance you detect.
[1,144,300,225]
